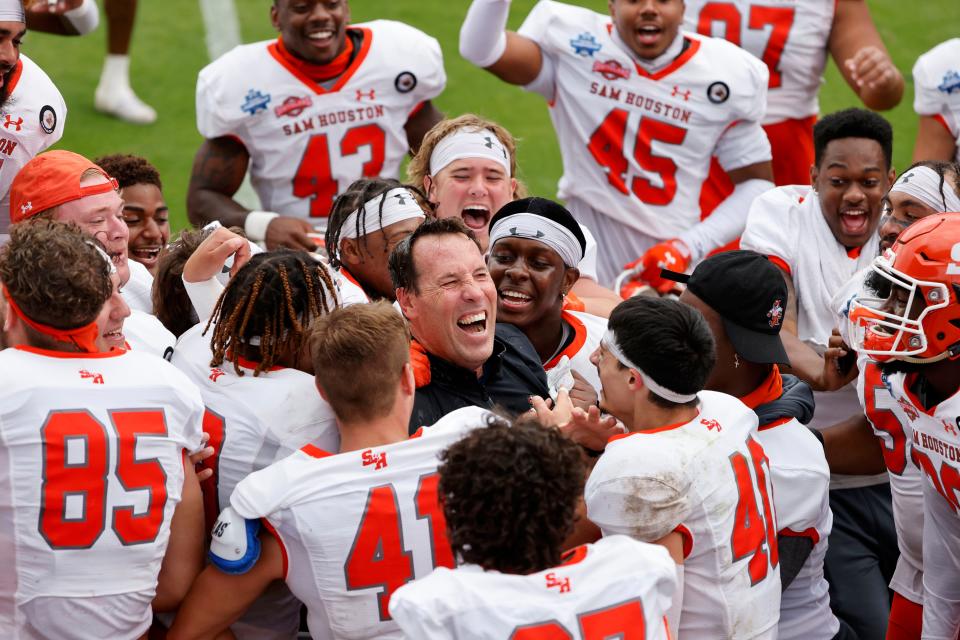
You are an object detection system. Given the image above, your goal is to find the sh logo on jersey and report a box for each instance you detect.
[241,89,272,115]
[897,397,919,421]
[361,449,388,470]
[274,95,313,118]
[570,32,601,57]
[79,369,104,384]
[545,572,572,593]
[938,69,960,95]
[592,60,630,81]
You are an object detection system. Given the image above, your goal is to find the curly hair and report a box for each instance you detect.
[438,416,586,574]
[94,153,163,190]
[0,220,112,330]
[406,114,527,203]
[206,250,338,376]
[814,108,893,169]
[325,177,428,270]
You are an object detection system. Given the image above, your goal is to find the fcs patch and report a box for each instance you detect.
[39,105,56,134]
[707,81,730,104]
[241,89,271,116]
[395,71,417,94]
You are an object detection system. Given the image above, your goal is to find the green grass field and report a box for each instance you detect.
[23,0,960,231]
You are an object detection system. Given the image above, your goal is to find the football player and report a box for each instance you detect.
[0,220,205,638]
[912,39,960,164]
[188,0,446,252]
[390,416,677,639]
[168,302,493,640]
[460,0,775,287]
[685,0,903,186]
[848,212,960,640]
[0,0,66,238]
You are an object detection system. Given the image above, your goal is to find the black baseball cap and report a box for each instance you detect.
[663,250,790,366]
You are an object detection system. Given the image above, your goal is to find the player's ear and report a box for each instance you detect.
[400,362,416,396]
[396,287,417,320]
[315,378,330,403]
[509,177,518,199]
[887,167,897,189]
[809,164,819,190]
[423,175,437,203]
[340,238,362,265]
[562,267,579,297]
[270,2,280,31]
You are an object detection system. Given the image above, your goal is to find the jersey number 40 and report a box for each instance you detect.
[38,409,169,549]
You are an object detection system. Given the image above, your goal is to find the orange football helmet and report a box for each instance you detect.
[850,212,960,362]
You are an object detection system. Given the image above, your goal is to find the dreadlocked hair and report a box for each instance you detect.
[205,250,338,376]
[324,177,428,270]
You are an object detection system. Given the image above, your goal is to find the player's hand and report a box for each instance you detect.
[845,46,899,92]
[639,239,690,293]
[811,329,859,392]
[190,432,216,483]
[529,387,575,429]
[26,0,83,13]
[183,226,251,283]
[568,370,599,412]
[265,216,316,252]
[561,406,624,452]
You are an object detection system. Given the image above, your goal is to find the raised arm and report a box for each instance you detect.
[913,116,958,163]
[460,0,544,85]
[828,0,904,111]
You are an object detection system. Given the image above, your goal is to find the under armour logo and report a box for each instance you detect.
[945,420,958,437]
[3,114,22,131]
[483,135,507,159]
[901,172,914,184]
[393,193,407,206]
[355,89,376,101]
[19,201,31,215]
[671,86,691,101]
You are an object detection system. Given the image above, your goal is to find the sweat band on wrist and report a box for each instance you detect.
[244,210,279,243]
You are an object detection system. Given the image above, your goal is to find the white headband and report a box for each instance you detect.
[429,128,511,176]
[602,329,698,403]
[0,1,24,22]
[488,212,584,267]
[339,188,425,240]
[86,240,116,275]
[891,166,960,213]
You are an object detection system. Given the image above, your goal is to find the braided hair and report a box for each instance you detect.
[325,177,427,270]
[206,250,338,376]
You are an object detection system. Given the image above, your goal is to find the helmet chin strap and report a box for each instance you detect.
[900,342,960,364]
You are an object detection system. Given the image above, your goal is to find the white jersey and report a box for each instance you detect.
[0,346,203,639]
[196,22,445,222]
[336,268,371,306]
[585,391,780,639]
[125,309,176,360]
[755,414,837,639]
[854,357,926,603]
[741,185,886,487]
[230,405,493,640]
[544,310,605,393]
[913,38,960,163]
[122,260,154,315]
[389,535,676,640]
[684,0,834,123]
[882,373,960,638]
[518,1,770,239]
[0,54,66,233]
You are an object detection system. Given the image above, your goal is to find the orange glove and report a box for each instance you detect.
[410,340,431,388]
[637,239,690,294]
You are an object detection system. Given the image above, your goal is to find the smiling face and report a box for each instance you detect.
[488,237,578,331]
[397,233,497,372]
[272,0,350,65]
[609,0,685,60]
[341,216,423,300]
[121,183,170,274]
[95,272,131,351]
[426,158,516,252]
[877,190,941,253]
[0,21,23,107]
[812,137,894,249]
[54,174,130,286]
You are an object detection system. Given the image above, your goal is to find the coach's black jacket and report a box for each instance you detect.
[408,323,549,433]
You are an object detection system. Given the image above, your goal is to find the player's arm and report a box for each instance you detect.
[167,529,284,640]
[460,0,544,85]
[772,267,838,388]
[828,0,904,111]
[154,457,206,613]
[186,137,314,252]
[913,115,957,163]
[25,0,99,36]
[653,531,685,637]
[920,474,960,638]
[777,536,814,592]
[817,413,886,475]
[570,278,621,318]
[405,101,444,155]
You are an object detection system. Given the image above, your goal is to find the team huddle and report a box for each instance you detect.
[0,0,959,639]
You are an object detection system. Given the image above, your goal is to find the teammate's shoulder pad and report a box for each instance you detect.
[208,506,262,575]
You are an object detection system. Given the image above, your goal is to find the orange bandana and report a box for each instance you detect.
[3,285,99,353]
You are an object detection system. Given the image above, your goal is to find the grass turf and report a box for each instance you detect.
[22,0,960,232]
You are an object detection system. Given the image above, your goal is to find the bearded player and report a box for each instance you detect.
[848,212,960,640]
[685,0,903,186]
[188,0,446,252]
[460,0,774,288]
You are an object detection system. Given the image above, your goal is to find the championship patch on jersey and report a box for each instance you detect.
[39,105,56,134]
[241,89,272,115]
[569,32,601,57]
[274,95,313,118]
[707,81,730,104]
[938,69,960,95]
[395,71,417,93]
[592,60,630,81]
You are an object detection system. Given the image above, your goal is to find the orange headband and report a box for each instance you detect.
[2,285,99,353]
